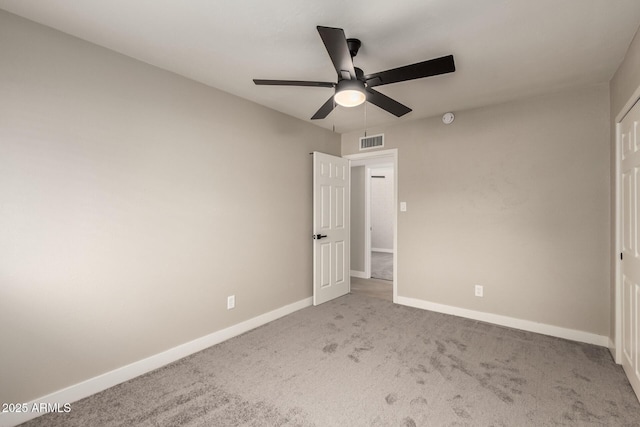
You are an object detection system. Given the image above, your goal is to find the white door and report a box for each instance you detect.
[313,152,350,305]
[621,99,640,399]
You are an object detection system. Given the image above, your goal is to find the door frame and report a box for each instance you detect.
[344,148,398,303]
[615,86,640,364]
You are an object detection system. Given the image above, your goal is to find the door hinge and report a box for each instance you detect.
[621,252,624,261]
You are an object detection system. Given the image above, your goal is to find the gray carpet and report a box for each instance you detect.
[371,251,393,281]
[21,294,640,426]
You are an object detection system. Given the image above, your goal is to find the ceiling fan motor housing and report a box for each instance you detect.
[347,38,361,58]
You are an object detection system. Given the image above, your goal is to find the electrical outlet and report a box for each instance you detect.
[227,295,235,310]
[474,285,483,297]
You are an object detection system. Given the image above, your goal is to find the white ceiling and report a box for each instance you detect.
[2,0,640,133]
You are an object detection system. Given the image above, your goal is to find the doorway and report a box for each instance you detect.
[344,149,398,303]
[369,165,394,281]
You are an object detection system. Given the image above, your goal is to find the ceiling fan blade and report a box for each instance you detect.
[366,88,412,117]
[317,26,356,80]
[311,96,336,120]
[364,55,455,88]
[253,79,335,88]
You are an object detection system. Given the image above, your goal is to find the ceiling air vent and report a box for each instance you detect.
[359,134,384,150]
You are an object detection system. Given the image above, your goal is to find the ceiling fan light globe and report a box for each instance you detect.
[334,79,366,108]
[335,89,366,107]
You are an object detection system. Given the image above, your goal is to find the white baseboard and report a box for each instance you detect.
[0,297,313,427]
[350,270,368,279]
[609,337,619,364]
[371,248,393,253]
[396,296,609,347]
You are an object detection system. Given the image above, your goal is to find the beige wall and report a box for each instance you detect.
[343,84,610,336]
[609,27,640,342]
[610,28,640,119]
[350,166,366,273]
[0,11,340,404]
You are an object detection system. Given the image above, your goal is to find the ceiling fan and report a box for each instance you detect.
[253,26,455,120]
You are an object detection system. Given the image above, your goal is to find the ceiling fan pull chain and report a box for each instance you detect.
[332,98,336,133]
[364,101,367,137]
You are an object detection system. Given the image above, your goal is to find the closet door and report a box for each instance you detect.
[621,99,640,400]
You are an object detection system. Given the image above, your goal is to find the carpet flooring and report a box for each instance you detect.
[371,252,393,281]
[21,294,640,426]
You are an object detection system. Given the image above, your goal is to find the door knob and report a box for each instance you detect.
[313,234,328,240]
